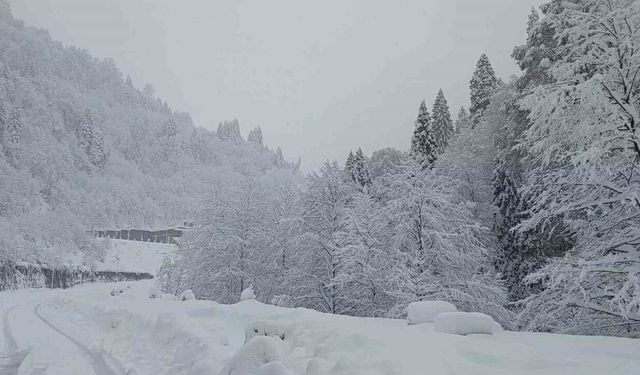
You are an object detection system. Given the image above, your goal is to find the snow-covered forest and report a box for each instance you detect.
[0,1,299,273]
[1,0,639,347]
[160,0,640,338]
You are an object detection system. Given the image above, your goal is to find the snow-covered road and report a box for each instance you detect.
[1,281,639,375]
[1,289,125,375]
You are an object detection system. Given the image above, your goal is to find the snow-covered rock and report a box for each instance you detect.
[406,301,457,325]
[253,361,295,375]
[220,336,286,375]
[148,286,161,299]
[179,289,195,301]
[241,285,256,301]
[434,311,502,335]
[245,320,290,343]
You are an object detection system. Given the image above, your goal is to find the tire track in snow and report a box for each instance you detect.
[2,305,18,351]
[1,305,29,375]
[34,304,125,375]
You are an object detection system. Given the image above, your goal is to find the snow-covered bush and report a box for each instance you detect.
[241,285,256,301]
[179,289,195,301]
[220,336,286,375]
[434,312,502,335]
[407,301,457,325]
[245,320,290,343]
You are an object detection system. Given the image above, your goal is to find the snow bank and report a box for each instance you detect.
[179,289,196,301]
[245,320,290,343]
[253,361,295,375]
[220,336,286,375]
[148,286,161,299]
[434,311,502,335]
[406,301,457,325]
[241,285,256,301]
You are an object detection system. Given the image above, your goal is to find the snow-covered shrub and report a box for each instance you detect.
[407,301,457,325]
[241,285,256,301]
[148,286,161,299]
[179,289,195,301]
[245,320,290,343]
[220,336,286,375]
[434,312,502,335]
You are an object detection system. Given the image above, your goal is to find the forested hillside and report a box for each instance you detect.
[162,0,640,338]
[0,1,299,270]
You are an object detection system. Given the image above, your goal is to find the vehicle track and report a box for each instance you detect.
[34,304,126,375]
[1,305,29,375]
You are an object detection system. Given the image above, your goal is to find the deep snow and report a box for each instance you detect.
[1,280,639,374]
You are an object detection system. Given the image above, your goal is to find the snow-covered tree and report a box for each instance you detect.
[454,106,470,134]
[345,148,372,188]
[339,191,394,317]
[383,160,509,322]
[431,89,454,152]
[247,126,263,146]
[368,147,406,180]
[163,117,177,137]
[410,100,438,167]
[516,0,640,336]
[299,161,355,314]
[469,54,499,125]
[217,119,243,143]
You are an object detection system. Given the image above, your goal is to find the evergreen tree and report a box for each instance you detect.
[163,117,177,137]
[125,74,134,88]
[87,129,107,168]
[78,110,107,168]
[469,54,498,126]
[410,100,438,167]
[431,89,454,152]
[345,149,371,188]
[5,108,21,144]
[352,148,372,188]
[247,127,263,146]
[454,107,470,134]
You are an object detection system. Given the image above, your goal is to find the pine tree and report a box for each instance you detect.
[469,54,498,126]
[455,107,470,134]
[5,108,21,144]
[431,89,454,153]
[163,117,177,137]
[352,148,372,188]
[247,127,263,146]
[87,129,107,168]
[345,150,356,177]
[125,74,134,88]
[410,100,438,167]
[78,110,107,168]
[78,110,95,149]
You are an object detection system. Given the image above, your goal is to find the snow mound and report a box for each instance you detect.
[179,289,196,301]
[220,336,286,375]
[434,311,502,335]
[241,285,256,301]
[245,320,290,343]
[407,301,457,325]
[253,361,295,375]
[148,286,161,299]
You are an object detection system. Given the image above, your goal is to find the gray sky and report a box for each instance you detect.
[12,0,545,171]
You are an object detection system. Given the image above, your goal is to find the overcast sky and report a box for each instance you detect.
[12,0,545,171]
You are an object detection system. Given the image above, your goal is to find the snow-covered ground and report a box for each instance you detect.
[1,280,639,375]
[95,239,174,274]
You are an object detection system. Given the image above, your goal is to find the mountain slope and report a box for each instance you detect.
[0,1,298,269]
